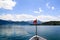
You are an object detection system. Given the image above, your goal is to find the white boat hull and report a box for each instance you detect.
[29,35,47,40]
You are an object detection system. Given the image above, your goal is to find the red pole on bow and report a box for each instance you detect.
[33,19,37,25]
[33,19,37,36]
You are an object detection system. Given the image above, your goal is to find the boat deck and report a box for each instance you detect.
[29,35,47,40]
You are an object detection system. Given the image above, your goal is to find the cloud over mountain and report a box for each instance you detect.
[0,14,60,22]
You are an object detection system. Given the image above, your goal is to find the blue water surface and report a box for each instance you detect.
[0,25,60,40]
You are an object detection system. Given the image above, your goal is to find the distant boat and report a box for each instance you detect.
[29,19,47,40]
[29,35,47,40]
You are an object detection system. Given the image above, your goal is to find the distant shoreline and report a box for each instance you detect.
[0,19,60,25]
[30,24,60,25]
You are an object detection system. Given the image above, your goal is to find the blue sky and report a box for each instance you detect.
[0,0,60,21]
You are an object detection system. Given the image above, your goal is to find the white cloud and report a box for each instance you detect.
[46,2,50,9]
[39,8,43,12]
[15,14,36,21]
[34,11,40,13]
[0,0,16,10]
[51,6,55,10]
[0,14,60,22]
[0,14,14,20]
[46,2,55,10]
[0,14,36,21]
[34,8,43,14]
[37,15,60,22]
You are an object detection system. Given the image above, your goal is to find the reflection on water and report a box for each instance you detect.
[0,25,60,40]
[0,25,29,36]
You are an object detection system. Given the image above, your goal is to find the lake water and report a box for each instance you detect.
[0,25,60,40]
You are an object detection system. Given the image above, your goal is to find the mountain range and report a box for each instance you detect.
[0,19,41,25]
[0,19,60,25]
[41,21,60,25]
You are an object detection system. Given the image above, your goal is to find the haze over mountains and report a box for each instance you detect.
[0,19,41,25]
[0,19,60,25]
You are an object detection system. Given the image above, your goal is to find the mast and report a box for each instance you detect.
[29,19,47,40]
[35,19,37,38]
[33,19,38,36]
[36,23,37,35]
